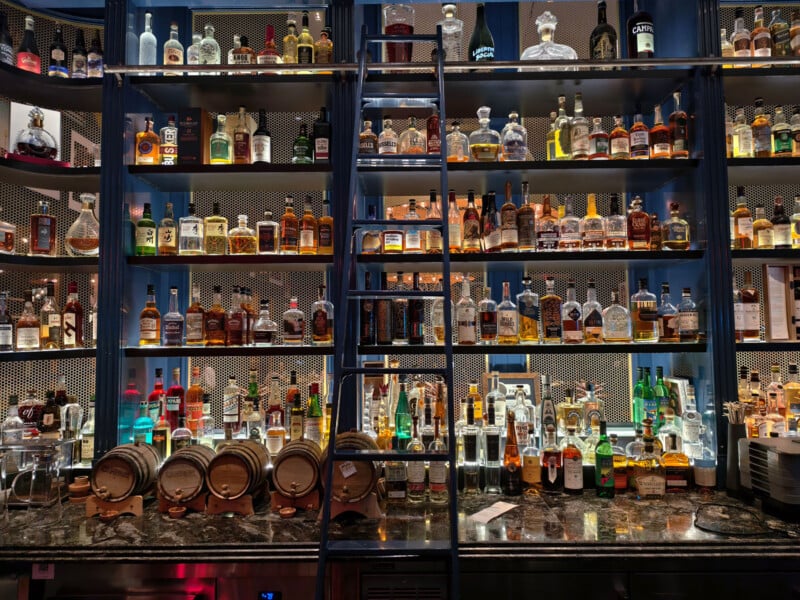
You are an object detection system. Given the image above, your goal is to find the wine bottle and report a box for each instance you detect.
[468,3,494,62]
[17,16,40,74]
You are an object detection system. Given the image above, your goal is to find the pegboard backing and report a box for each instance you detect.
[737,350,800,395]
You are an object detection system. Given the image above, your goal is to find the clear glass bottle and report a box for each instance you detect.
[561,278,583,344]
[359,119,378,154]
[519,11,578,69]
[661,202,690,250]
[446,121,470,162]
[752,98,773,157]
[404,198,423,254]
[65,194,100,257]
[540,276,562,344]
[178,202,204,255]
[227,214,257,255]
[378,117,398,155]
[461,190,481,252]
[138,12,156,68]
[469,106,502,162]
[732,107,754,158]
[461,399,481,495]
[657,283,679,342]
[540,424,563,492]
[602,289,632,343]
[398,116,426,154]
[282,297,305,345]
[501,111,528,161]
[38,281,60,350]
[162,286,184,346]
[163,21,183,74]
[209,114,232,165]
[631,279,659,343]
[677,287,699,343]
[581,193,605,250]
[603,193,627,249]
[171,416,193,453]
[582,278,603,344]
[753,204,774,249]
[199,23,221,74]
[15,107,59,160]
[438,4,463,65]
[588,117,610,160]
[432,278,453,345]
[496,281,519,345]
[16,290,40,350]
[456,278,477,345]
[558,195,581,250]
[516,276,540,344]
[406,415,426,503]
[569,93,590,160]
[204,202,228,256]
[186,33,201,71]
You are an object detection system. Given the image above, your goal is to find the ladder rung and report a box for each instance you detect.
[365,34,439,43]
[351,219,443,227]
[346,290,444,298]
[329,451,450,462]
[341,367,448,376]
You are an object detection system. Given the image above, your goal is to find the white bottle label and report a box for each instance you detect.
[564,455,583,490]
[744,303,760,331]
[497,309,517,337]
[223,392,239,423]
[774,224,791,247]
[737,217,753,240]
[16,327,39,349]
[405,231,421,251]
[186,313,204,341]
[300,230,314,249]
[180,222,202,238]
[457,307,476,343]
[252,136,271,162]
[0,324,12,347]
[136,227,156,248]
[139,318,158,340]
[734,304,745,332]
[653,142,671,157]
[81,435,94,460]
[407,461,425,485]
[630,130,649,149]
[679,311,699,332]
[610,137,630,156]
[63,314,77,346]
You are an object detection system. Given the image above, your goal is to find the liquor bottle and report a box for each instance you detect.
[0,14,14,67]
[751,5,772,66]
[478,286,497,344]
[359,119,378,154]
[462,190,481,252]
[732,107,754,158]
[469,106,502,161]
[731,8,751,67]
[661,202,690,250]
[752,98,772,157]
[629,113,650,159]
[409,273,425,345]
[631,279,659,343]
[602,289,632,343]
[446,121,470,162]
[48,24,68,77]
[184,366,204,435]
[123,203,135,255]
[185,32,200,71]
[558,195,581,250]
[227,215,257,255]
[118,369,142,443]
[627,196,650,249]
[582,278,603,343]
[376,272,393,345]
[171,416,192,452]
[733,276,745,342]
[152,401,171,459]
[456,278,477,345]
[677,288,699,343]
[291,123,313,164]
[595,421,615,497]
[741,271,760,341]
[285,391,302,441]
[156,116,178,166]
[590,0,617,63]
[497,182,519,252]
[479,400,500,493]
[662,433,690,492]
[200,201,226,255]
[381,207,403,254]
[497,410,522,495]
[161,286,184,346]
[588,117,610,160]
[447,190,462,253]
[254,210,279,255]
[461,398,481,495]
[398,116,426,154]
[16,290,39,350]
[161,21,183,76]
[627,0,655,59]
[301,383,322,448]
[224,287,244,347]
[771,195,791,248]
[494,281,518,345]
[200,285,223,347]
[481,192,501,252]
[138,12,156,68]
[232,35,256,72]
[609,116,630,159]
[731,187,753,249]
[61,281,83,349]
[425,190,443,254]
[209,115,232,164]
[247,109,272,164]
[428,278,450,346]
[669,92,689,158]
[283,296,305,345]
[581,193,605,249]
[561,424,583,495]
[392,273,410,345]
[404,198,423,254]
[540,425,563,492]
[222,375,240,440]
[16,16,40,74]
[500,111,527,161]
[540,276,562,344]
[770,9,791,58]
[0,292,12,352]
[280,19,298,66]
[773,107,793,157]
[229,106,251,165]
[516,181,535,251]
[359,272,376,346]
[392,382,411,451]
[792,195,800,247]
[135,202,157,256]
[649,104,670,159]
[516,276,539,344]
[792,110,800,157]
[294,11,314,66]
[560,279,582,344]
[135,118,160,165]
[657,283,679,342]
[438,4,463,64]
[156,202,178,256]
[426,108,441,156]
[406,415,426,503]
[133,400,154,444]
[138,284,160,346]
[311,284,334,346]
[378,117,398,155]
[570,93,590,160]
[178,202,203,255]
[537,194,559,250]
[39,281,60,350]
[313,107,331,164]
[753,204,774,249]
[315,26,333,71]
[80,397,95,464]
[265,411,285,456]
[199,23,220,74]
[276,196,299,254]
[144,371,164,430]
[468,3,495,62]
[27,199,56,257]
[603,194,627,248]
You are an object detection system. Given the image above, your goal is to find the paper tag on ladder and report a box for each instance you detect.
[338,461,357,479]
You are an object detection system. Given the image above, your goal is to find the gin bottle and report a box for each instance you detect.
[186,33,201,72]
[210,115,232,164]
[138,12,156,69]
[133,399,154,444]
[199,23,221,74]
[178,202,204,255]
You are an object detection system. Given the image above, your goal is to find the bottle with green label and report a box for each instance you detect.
[594,421,615,498]
[135,202,157,256]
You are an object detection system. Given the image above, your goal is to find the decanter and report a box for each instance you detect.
[65,193,100,257]
[500,111,528,161]
[15,107,59,160]
[468,106,502,162]
[519,11,578,71]
[446,121,470,162]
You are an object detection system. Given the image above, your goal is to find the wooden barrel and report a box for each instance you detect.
[206,440,269,500]
[91,442,159,502]
[157,445,216,503]
[321,432,379,504]
[272,440,322,499]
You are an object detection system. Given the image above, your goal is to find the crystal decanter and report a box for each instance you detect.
[65,193,100,256]
[14,107,59,160]
[500,111,528,161]
[468,106,502,162]
[520,11,578,71]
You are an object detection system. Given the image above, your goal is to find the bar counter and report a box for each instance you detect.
[2,491,798,563]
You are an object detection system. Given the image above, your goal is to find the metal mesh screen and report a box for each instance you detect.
[0,1,101,416]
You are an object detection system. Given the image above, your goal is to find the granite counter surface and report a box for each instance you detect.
[1,491,798,563]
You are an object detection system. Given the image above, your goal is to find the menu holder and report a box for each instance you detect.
[762,264,792,342]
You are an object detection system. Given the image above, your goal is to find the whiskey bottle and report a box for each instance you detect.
[569,93,590,160]
[209,114,232,164]
[204,285,226,346]
[228,215,257,255]
[378,117,398,155]
[162,286,184,346]
[62,281,83,349]
[540,424,563,492]
[359,119,379,154]
[609,116,630,159]
[661,202,690,250]
[580,193,605,250]
[225,287,245,346]
[602,289,632,343]
[669,92,689,158]
[561,279,582,344]
[516,181,535,251]
[204,202,228,255]
[631,278,659,343]
[461,190,481,253]
[753,204,774,249]
[677,287,699,343]
[258,28,280,67]
[252,299,278,346]
[392,273,410,345]
[772,195,792,248]
[39,281,60,349]
[629,113,650,159]
[280,196,299,254]
[627,196,650,250]
[0,292,13,351]
[375,272,393,345]
[456,278,477,345]
[604,194,627,249]
[233,106,251,164]
[499,181,519,252]
[178,202,204,255]
[135,117,160,165]
[359,272,376,346]
[157,202,177,255]
[649,105,670,159]
[497,281,519,345]
[256,210,279,254]
[409,273,424,345]
[447,190,462,252]
[536,194,559,251]
[583,278,603,343]
[752,98,772,157]
[139,284,160,346]
[282,296,305,345]
[30,199,57,256]
[135,202,157,256]
[223,376,241,440]
[318,196,334,255]
[313,107,331,164]
[162,22,183,75]
[311,284,334,346]
[478,285,497,344]
[540,276,562,344]
[517,276,540,344]
[657,283,679,342]
[558,195,581,250]
[16,290,40,350]
[427,108,441,155]
[588,117,610,160]
[404,199,424,254]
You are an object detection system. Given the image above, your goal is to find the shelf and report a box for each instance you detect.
[358,342,707,355]
[357,160,698,196]
[0,255,99,272]
[0,62,102,113]
[732,249,800,265]
[127,164,332,192]
[127,254,332,272]
[128,74,333,113]
[356,250,704,272]
[0,348,96,362]
[124,346,334,358]
[0,158,100,192]
[722,69,799,107]
[736,342,800,352]
[727,158,800,186]
[364,69,693,118]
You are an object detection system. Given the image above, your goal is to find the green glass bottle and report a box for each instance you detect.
[292,123,313,164]
[632,367,644,426]
[594,420,615,498]
[135,202,157,256]
[209,114,232,165]
[641,367,657,429]
[653,366,670,432]
[394,382,412,450]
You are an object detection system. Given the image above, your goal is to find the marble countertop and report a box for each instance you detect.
[1,491,798,563]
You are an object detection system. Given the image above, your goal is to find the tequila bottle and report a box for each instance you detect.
[179,202,204,255]
[469,106,502,162]
[186,33,201,71]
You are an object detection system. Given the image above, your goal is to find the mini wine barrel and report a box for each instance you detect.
[321,431,379,504]
[90,442,159,502]
[272,440,322,499]
[157,445,216,504]
[206,440,269,500]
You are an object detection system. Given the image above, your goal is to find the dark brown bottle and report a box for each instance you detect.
[627,0,655,59]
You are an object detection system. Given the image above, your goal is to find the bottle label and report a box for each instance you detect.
[515,421,529,447]
[297,46,313,64]
[471,45,494,61]
[653,142,671,157]
[589,136,609,157]
[564,455,582,490]
[257,53,279,65]
[382,232,403,252]
[774,131,793,154]
[665,466,689,489]
[736,216,753,240]
[497,309,516,337]
[17,52,41,73]
[0,324,12,347]
[405,230,422,251]
[457,306,476,343]
[223,393,239,423]
[429,461,447,488]
[407,461,425,487]
[164,319,183,343]
[427,132,441,155]
[570,124,590,154]
[283,316,304,341]
[592,33,616,60]
[185,313,204,342]
[0,43,13,66]
[541,301,562,340]
[166,395,181,413]
[17,326,39,349]
[81,435,94,461]
[231,52,254,65]
[596,454,614,488]
[463,219,481,246]
[281,223,298,249]
[630,130,649,153]
[753,35,772,57]
[136,227,156,248]
[480,311,497,337]
[258,224,277,252]
[632,22,655,55]
[312,308,328,337]
[522,454,540,485]
[33,217,53,252]
[43,413,54,427]
[744,303,760,330]
[754,129,771,154]
[774,224,791,247]
[62,314,77,346]
[158,226,177,249]
[210,138,229,160]
[637,473,666,497]
[314,138,329,161]
[72,54,88,77]
[734,304,745,332]
[180,221,202,240]
[139,318,158,340]
[679,311,699,333]
[87,53,103,76]
[249,136,270,163]
[300,229,314,249]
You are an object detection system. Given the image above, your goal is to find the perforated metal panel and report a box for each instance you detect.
[0,1,101,415]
